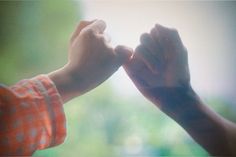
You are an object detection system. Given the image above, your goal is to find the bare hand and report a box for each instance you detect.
[116,24,191,110]
[49,20,131,102]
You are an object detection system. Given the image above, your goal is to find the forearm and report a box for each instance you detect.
[48,66,80,103]
[172,98,230,156]
[224,119,236,155]
[149,86,236,156]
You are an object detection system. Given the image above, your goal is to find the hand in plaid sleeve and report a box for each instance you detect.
[49,20,131,102]
[0,19,131,155]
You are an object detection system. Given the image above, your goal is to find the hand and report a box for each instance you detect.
[117,24,236,156]
[116,24,193,111]
[49,20,131,102]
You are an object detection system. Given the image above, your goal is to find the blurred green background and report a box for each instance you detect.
[0,1,236,157]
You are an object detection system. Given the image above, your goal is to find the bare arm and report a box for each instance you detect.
[116,24,236,156]
[150,85,236,156]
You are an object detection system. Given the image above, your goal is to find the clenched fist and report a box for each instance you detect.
[116,24,192,111]
[49,20,131,102]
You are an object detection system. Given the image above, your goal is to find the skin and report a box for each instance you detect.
[48,20,131,102]
[115,24,236,156]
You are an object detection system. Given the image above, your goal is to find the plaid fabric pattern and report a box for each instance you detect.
[0,75,66,155]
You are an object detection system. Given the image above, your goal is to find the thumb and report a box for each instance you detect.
[71,20,95,43]
[87,19,106,34]
[114,45,133,66]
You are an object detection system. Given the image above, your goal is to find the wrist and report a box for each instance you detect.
[48,65,76,102]
[146,85,200,116]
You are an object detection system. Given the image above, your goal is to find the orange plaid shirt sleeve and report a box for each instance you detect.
[0,75,66,156]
